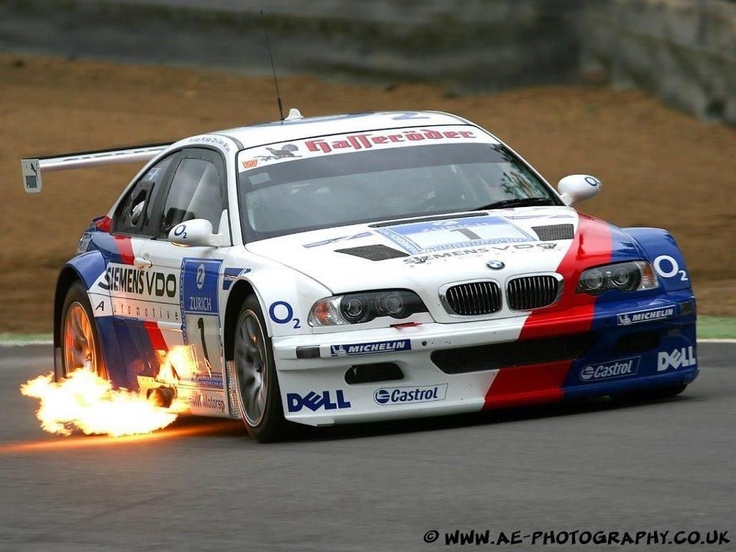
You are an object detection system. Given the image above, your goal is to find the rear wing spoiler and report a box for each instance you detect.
[20,143,170,193]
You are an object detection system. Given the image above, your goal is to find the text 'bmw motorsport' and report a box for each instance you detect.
[374,384,448,406]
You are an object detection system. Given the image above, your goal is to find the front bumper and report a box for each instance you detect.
[272,293,698,426]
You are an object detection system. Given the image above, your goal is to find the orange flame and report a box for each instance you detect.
[20,368,186,438]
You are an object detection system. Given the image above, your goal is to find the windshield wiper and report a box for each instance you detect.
[475,197,557,210]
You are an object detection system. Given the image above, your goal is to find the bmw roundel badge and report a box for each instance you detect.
[486,260,505,270]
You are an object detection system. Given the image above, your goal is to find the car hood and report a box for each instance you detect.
[245,208,636,293]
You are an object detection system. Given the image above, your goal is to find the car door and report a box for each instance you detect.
[101,154,176,386]
[137,147,230,396]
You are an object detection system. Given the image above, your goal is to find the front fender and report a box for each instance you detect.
[623,228,693,292]
[239,268,331,338]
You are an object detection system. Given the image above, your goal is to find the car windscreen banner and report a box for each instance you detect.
[238,125,484,172]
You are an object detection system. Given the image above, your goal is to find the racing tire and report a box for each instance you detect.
[233,295,289,443]
[60,281,107,380]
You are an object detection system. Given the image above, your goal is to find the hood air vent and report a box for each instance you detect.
[335,244,409,261]
[532,224,574,241]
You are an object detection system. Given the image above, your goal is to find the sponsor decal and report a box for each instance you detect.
[182,259,223,375]
[191,374,224,388]
[653,254,689,282]
[403,243,557,265]
[187,296,212,313]
[181,260,220,315]
[302,232,373,249]
[377,216,536,255]
[374,384,448,406]
[189,136,231,152]
[258,144,300,161]
[240,125,481,171]
[657,346,696,372]
[222,267,252,291]
[269,301,301,329]
[110,299,180,321]
[23,159,40,191]
[579,357,640,381]
[330,339,411,357]
[305,128,477,155]
[144,166,164,180]
[189,392,226,413]
[617,307,675,326]
[77,232,92,254]
[100,265,177,298]
[287,390,351,413]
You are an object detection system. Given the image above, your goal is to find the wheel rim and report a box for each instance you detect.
[234,310,269,427]
[63,302,98,376]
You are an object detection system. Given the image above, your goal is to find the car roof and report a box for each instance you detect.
[185,110,480,151]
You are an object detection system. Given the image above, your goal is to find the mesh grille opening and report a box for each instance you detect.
[532,224,575,241]
[345,363,404,384]
[431,333,595,374]
[613,331,661,355]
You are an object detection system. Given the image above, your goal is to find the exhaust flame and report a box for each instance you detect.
[21,369,185,438]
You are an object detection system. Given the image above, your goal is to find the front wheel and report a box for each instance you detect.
[232,295,289,442]
[60,281,107,380]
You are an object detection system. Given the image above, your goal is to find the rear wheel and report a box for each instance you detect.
[233,295,288,442]
[60,281,106,379]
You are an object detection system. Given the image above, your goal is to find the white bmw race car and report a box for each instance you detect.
[22,109,698,442]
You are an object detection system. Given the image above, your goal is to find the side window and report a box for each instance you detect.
[112,157,173,235]
[159,156,225,238]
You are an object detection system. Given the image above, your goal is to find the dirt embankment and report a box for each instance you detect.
[1,54,734,333]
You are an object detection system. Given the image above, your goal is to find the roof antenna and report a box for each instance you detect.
[261,9,284,121]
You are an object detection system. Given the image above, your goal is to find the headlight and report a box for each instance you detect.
[309,290,428,326]
[577,261,658,295]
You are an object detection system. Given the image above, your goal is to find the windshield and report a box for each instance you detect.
[237,140,560,241]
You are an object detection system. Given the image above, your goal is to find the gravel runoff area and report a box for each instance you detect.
[1,54,735,334]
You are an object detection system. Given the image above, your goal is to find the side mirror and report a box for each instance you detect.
[558,174,601,205]
[168,219,223,247]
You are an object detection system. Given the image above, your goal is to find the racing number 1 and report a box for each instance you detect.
[451,228,482,241]
[197,317,213,374]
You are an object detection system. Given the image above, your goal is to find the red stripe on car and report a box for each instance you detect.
[483,215,613,409]
[144,321,168,352]
[519,214,613,340]
[483,361,570,408]
[113,235,135,265]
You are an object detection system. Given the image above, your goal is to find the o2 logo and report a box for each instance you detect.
[654,255,688,282]
[173,224,187,239]
[269,301,301,329]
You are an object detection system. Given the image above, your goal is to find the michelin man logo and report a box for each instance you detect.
[332,345,348,357]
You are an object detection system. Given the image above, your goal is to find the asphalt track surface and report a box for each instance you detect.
[0,344,734,552]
